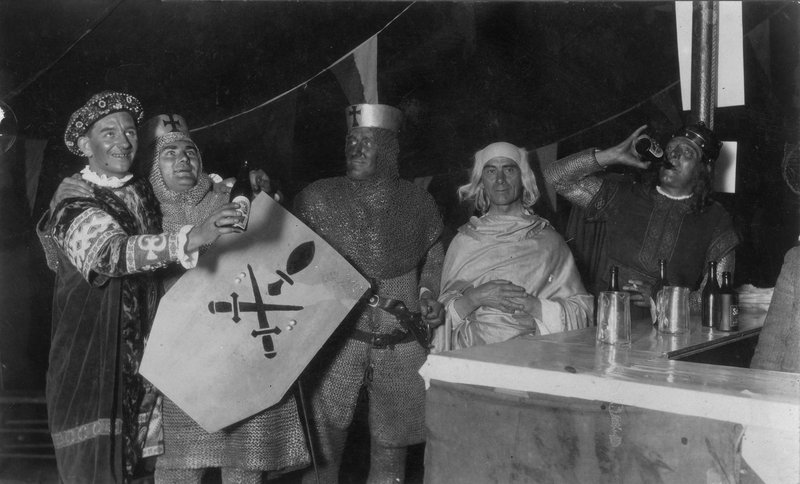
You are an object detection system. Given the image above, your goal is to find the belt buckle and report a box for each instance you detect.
[372,334,391,350]
[367,294,380,307]
[369,332,397,350]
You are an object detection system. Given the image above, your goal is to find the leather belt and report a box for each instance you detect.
[351,328,416,350]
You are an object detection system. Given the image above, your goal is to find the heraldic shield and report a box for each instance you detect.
[140,192,370,432]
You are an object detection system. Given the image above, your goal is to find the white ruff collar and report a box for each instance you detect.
[656,185,693,200]
[81,166,133,188]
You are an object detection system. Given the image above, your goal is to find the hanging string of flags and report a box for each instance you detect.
[190,3,413,133]
[191,1,787,173]
[3,0,128,102]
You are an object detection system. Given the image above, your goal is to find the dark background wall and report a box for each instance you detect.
[0,1,797,390]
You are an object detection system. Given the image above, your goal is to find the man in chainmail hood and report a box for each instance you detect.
[143,114,310,483]
[294,104,445,482]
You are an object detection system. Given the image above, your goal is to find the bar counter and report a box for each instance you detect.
[419,311,798,483]
[535,310,767,359]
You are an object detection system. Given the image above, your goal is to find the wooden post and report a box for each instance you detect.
[690,1,719,129]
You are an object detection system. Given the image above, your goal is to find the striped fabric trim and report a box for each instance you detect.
[51,418,122,449]
[126,237,137,273]
[168,231,179,260]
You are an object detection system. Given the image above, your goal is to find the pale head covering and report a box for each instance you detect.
[459,141,540,214]
[475,141,526,166]
[345,104,402,133]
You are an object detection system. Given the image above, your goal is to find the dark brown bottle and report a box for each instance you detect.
[634,134,671,168]
[229,160,253,231]
[608,266,620,292]
[701,261,720,328]
[717,271,739,332]
[651,259,670,301]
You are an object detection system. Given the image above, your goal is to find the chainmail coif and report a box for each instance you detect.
[294,128,442,280]
[148,131,228,234]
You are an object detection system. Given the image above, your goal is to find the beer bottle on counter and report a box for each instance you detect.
[229,160,253,231]
[651,258,670,301]
[634,134,670,167]
[718,271,739,332]
[608,266,620,292]
[701,261,721,328]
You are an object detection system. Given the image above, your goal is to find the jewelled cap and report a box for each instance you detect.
[671,121,722,163]
[345,104,402,133]
[64,91,143,156]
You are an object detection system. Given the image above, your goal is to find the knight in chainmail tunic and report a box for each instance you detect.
[543,123,739,320]
[144,115,310,484]
[294,104,445,483]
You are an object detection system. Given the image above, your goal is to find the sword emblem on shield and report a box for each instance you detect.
[208,241,315,358]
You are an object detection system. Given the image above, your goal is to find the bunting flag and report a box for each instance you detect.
[532,142,559,211]
[25,139,47,215]
[713,141,737,194]
[651,88,682,129]
[331,36,379,105]
[746,18,771,86]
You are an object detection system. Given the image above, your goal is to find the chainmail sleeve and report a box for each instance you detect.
[292,185,325,232]
[419,239,444,297]
[542,148,605,208]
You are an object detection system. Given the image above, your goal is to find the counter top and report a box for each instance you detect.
[535,310,767,359]
[420,310,796,431]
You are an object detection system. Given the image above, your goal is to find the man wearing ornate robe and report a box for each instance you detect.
[40,92,232,483]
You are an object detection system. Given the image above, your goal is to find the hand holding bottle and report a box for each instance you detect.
[593,125,651,171]
[186,203,244,252]
[229,161,254,231]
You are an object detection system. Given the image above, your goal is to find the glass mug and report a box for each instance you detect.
[656,286,690,334]
[596,291,631,346]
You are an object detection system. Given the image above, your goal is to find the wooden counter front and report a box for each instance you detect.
[419,312,798,483]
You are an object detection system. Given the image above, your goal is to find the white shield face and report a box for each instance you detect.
[140,193,369,432]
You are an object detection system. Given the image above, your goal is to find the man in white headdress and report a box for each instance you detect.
[436,141,593,350]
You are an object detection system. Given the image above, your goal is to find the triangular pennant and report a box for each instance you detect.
[533,143,559,211]
[331,36,378,106]
[651,89,682,128]
[353,36,378,104]
[24,138,47,215]
[330,54,366,106]
[746,18,771,86]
